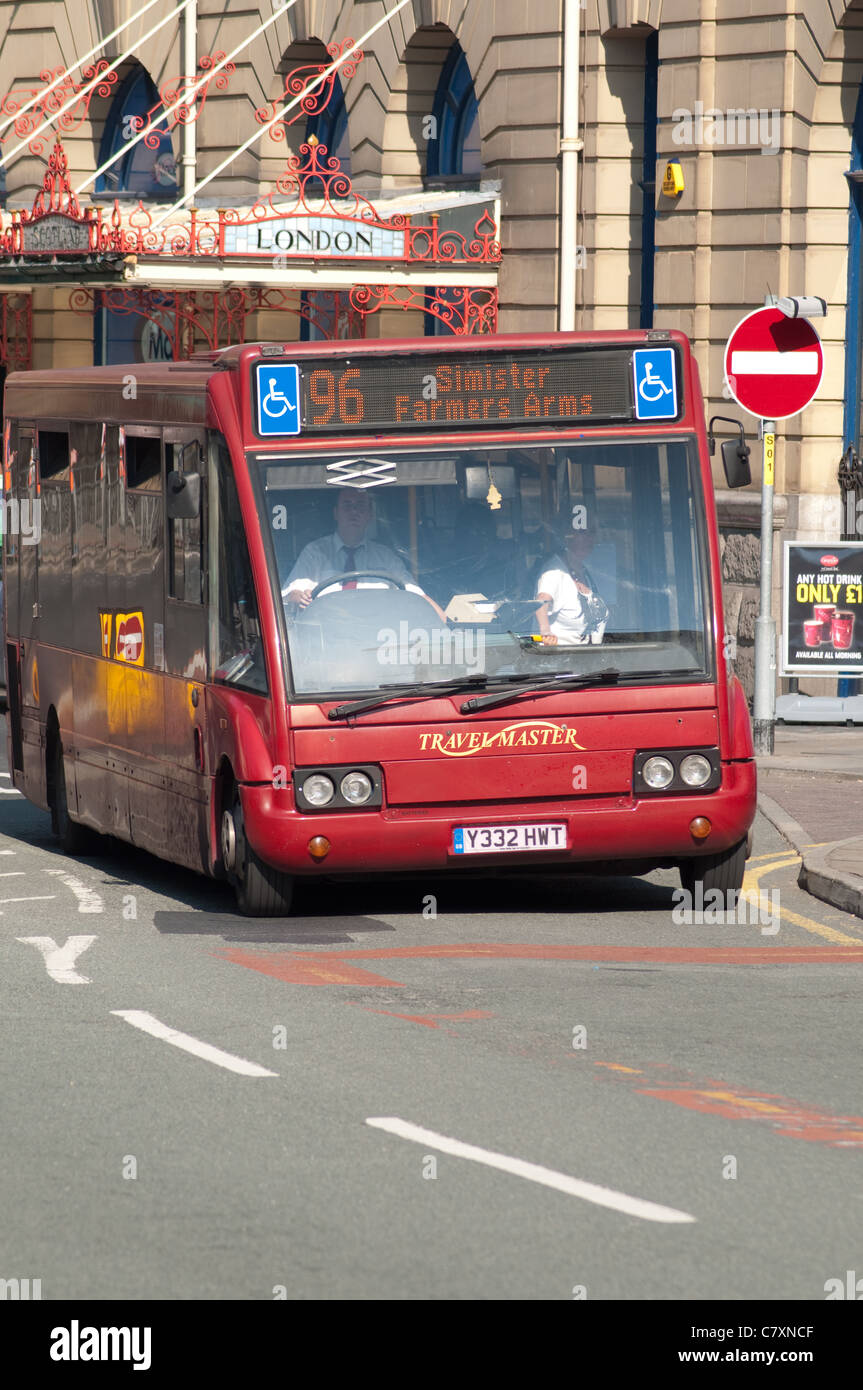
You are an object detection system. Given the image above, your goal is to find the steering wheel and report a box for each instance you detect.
[308,571,407,601]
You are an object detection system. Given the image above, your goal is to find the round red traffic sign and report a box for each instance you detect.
[723,306,823,420]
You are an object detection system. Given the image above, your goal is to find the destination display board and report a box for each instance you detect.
[251,345,682,436]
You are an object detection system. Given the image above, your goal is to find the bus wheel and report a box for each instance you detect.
[50,742,97,856]
[678,838,747,905]
[223,794,294,917]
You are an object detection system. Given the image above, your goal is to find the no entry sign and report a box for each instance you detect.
[723,306,823,420]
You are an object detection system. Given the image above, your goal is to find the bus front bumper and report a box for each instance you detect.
[240,760,757,877]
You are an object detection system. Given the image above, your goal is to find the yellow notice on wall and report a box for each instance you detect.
[662,162,684,196]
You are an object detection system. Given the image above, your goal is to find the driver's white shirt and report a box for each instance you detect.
[283,531,425,598]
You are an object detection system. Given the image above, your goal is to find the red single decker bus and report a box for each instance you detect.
[3,331,756,915]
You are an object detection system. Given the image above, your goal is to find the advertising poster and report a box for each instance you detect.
[782,543,863,675]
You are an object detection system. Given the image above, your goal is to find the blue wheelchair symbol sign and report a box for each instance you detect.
[632,348,677,420]
[256,362,301,436]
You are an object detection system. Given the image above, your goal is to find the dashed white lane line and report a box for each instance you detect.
[111,1011,278,1077]
[2,895,55,904]
[17,934,97,984]
[44,869,104,913]
[0,872,25,877]
[0,788,23,795]
[366,1118,696,1225]
[0,849,16,854]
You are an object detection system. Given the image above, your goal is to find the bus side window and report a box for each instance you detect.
[166,440,204,605]
[4,420,20,565]
[37,427,74,649]
[37,429,70,483]
[212,438,266,694]
[125,433,162,492]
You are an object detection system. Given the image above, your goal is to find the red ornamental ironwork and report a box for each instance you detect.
[223,138,407,233]
[68,282,497,356]
[0,291,33,371]
[406,211,501,265]
[0,62,119,158]
[68,286,367,356]
[0,140,86,254]
[70,287,251,360]
[0,138,501,272]
[255,40,363,141]
[350,284,499,335]
[129,53,236,148]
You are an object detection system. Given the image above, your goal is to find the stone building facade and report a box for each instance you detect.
[3,0,863,698]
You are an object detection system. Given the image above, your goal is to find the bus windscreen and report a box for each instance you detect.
[254,437,711,698]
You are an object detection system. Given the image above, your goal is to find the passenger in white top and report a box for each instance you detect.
[536,526,608,646]
[283,488,428,609]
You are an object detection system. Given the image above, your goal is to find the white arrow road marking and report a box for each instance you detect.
[43,869,104,913]
[366,1118,696,1224]
[17,935,97,984]
[111,1011,278,1077]
[730,350,820,375]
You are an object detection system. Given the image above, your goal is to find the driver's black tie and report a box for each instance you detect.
[342,546,359,589]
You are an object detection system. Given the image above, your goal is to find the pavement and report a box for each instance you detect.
[756,725,863,918]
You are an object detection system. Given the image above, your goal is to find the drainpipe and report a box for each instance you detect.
[559,0,582,331]
[182,0,197,204]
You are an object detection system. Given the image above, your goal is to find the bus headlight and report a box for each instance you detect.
[294,764,383,812]
[340,771,373,805]
[302,774,335,807]
[642,756,675,789]
[634,748,721,795]
[680,754,712,787]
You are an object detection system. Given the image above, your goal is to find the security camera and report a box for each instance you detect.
[777,295,827,318]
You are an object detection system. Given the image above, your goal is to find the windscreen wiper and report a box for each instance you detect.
[327,674,509,721]
[460,667,698,714]
[460,668,622,713]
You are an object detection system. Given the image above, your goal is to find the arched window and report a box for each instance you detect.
[426,43,481,179]
[95,66,178,198]
[306,71,351,174]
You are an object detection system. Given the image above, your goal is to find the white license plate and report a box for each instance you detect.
[452,823,567,855]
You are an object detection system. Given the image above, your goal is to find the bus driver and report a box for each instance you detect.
[283,487,441,614]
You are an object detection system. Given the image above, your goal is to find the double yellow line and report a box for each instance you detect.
[742,855,861,944]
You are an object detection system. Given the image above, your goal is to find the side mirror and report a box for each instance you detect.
[721,438,752,489]
[708,415,752,489]
[166,469,200,519]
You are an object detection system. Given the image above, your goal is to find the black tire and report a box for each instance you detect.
[679,837,747,905]
[225,793,294,917]
[50,741,98,855]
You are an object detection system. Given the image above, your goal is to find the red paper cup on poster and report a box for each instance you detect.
[803,619,823,647]
[831,611,855,649]
[813,603,836,628]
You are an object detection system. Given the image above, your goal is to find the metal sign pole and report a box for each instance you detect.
[753,418,776,753]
